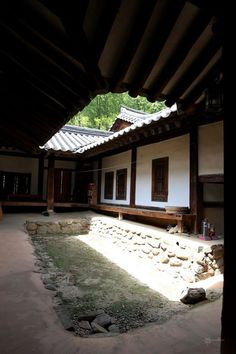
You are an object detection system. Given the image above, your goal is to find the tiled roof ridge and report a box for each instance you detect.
[62,124,112,137]
[77,104,177,154]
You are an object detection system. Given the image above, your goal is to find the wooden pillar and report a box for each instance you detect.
[130,147,137,208]
[97,158,102,204]
[37,153,44,198]
[47,154,55,211]
[190,126,202,233]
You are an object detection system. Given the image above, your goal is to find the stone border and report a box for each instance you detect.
[25,216,224,283]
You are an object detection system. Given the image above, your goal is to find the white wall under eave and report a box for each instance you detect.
[136,135,190,208]
[198,121,224,175]
[101,150,131,205]
[0,155,39,194]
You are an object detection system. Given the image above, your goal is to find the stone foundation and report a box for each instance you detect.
[25,215,224,283]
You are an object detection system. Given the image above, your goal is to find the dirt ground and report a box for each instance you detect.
[30,233,222,336]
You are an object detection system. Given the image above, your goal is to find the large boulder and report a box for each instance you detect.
[180,287,206,304]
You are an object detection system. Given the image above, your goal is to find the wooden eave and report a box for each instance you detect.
[82,111,224,160]
[0,1,223,152]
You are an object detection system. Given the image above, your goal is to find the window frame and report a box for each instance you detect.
[0,171,31,199]
[116,168,127,200]
[104,171,114,199]
[151,157,169,202]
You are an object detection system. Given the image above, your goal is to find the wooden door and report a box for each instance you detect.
[54,169,72,202]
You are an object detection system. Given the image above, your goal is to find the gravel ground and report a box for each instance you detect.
[30,233,222,336]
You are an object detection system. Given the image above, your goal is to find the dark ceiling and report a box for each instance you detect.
[0,0,223,151]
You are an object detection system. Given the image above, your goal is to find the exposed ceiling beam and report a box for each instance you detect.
[110,0,157,91]
[175,58,222,110]
[147,10,211,101]
[164,38,222,107]
[128,0,185,97]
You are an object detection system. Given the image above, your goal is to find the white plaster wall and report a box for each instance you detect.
[101,151,131,205]
[136,135,190,207]
[0,155,39,194]
[198,121,224,175]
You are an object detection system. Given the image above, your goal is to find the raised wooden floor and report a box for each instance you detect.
[91,204,195,233]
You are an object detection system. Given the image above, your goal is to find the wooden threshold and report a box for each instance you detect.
[54,203,89,208]
[2,201,47,207]
[2,201,88,208]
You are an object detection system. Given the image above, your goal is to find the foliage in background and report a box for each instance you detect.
[69,92,166,131]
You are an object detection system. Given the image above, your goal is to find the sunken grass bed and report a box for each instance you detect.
[30,233,188,336]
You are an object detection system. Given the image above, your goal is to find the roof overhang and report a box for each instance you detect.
[0,0,223,151]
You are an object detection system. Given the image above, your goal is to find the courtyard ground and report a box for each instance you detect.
[0,212,223,354]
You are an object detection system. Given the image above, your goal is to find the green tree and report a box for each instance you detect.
[69,92,166,130]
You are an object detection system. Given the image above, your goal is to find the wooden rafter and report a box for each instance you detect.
[129,0,185,97]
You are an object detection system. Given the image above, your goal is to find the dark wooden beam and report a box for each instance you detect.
[180,59,223,111]
[202,201,224,208]
[3,15,93,92]
[111,0,156,90]
[147,11,211,101]
[47,154,55,211]
[164,36,221,107]
[2,201,47,207]
[97,158,102,204]
[37,154,44,197]
[87,0,122,61]
[0,50,80,110]
[129,0,185,97]
[50,4,105,90]
[0,22,91,103]
[190,125,202,233]
[198,174,224,183]
[130,147,137,208]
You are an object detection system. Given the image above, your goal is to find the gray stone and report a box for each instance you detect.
[212,245,224,260]
[56,307,74,331]
[76,310,105,322]
[152,249,160,256]
[147,239,160,248]
[26,223,37,231]
[160,243,167,251]
[37,226,48,235]
[180,287,206,304]
[160,255,169,264]
[93,313,114,327]
[176,251,189,260]
[78,321,92,331]
[91,322,108,334]
[142,245,152,254]
[170,259,182,267]
[192,263,207,274]
[168,225,178,234]
[45,283,57,291]
[108,324,120,333]
[167,252,176,258]
[197,271,213,280]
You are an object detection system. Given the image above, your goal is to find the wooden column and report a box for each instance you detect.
[47,154,55,211]
[130,147,137,208]
[97,158,102,204]
[190,126,202,233]
[37,153,44,198]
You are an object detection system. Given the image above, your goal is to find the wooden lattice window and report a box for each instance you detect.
[0,171,31,199]
[116,168,127,200]
[152,157,169,202]
[104,171,114,199]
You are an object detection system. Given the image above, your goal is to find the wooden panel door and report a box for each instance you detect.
[54,169,72,202]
